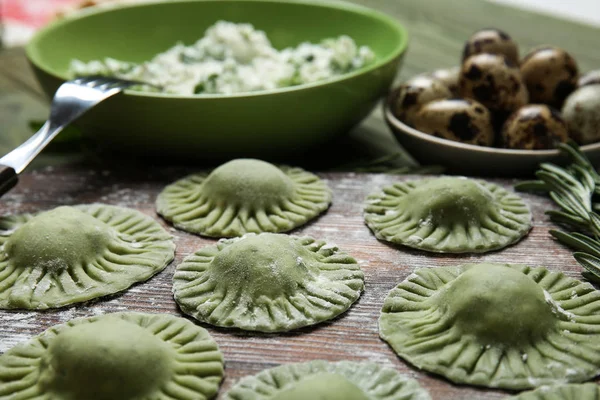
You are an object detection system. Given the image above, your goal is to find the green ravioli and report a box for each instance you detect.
[173,233,364,332]
[223,360,431,400]
[156,158,331,237]
[504,383,600,399]
[0,312,224,400]
[364,177,532,253]
[380,263,600,389]
[0,204,175,309]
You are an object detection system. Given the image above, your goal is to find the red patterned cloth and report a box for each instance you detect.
[0,0,127,46]
[1,0,80,28]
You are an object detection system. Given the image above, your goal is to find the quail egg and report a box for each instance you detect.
[501,104,569,149]
[391,76,452,125]
[562,84,600,144]
[428,67,460,96]
[462,28,519,64]
[411,98,495,146]
[459,53,528,115]
[578,70,600,88]
[520,46,578,107]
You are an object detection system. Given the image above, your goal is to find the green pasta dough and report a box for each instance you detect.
[504,383,600,399]
[0,204,175,309]
[173,233,364,332]
[379,263,600,389]
[0,312,224,400]
[223,360,431,400]
[364,177,532,253]
[156,158,331,237]
[270,374,369,400]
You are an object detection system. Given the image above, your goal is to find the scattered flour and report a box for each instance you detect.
[544,290,575,321]
[406,235,423,244]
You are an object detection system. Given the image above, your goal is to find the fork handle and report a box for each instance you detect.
[0,165,18,198]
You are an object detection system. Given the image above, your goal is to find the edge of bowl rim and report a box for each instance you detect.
[25,0,409,100]
[383,96,600,157]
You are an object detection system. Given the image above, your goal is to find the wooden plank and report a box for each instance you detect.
[0,166,589,399]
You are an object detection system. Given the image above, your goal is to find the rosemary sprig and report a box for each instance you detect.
[514,141,600,282]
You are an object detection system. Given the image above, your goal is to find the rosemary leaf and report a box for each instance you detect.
[572,164,596,192]
[535,171,569,193]
[559,141,593,169]
[546,210,589,230]
[540,163,580,186]
[550,230,600,258]
[590,212,600,237]
[574,252,600,283]
[518,141,600,283]
[582,271,600,283]
[537,170,588,208]
[549,191,589,219]
[514,180,549,192]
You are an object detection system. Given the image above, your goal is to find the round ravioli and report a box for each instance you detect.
[505,383,600,399]
[173,233,364,332]
[223,360,431,400]
[379,263,600,390]
[0,312,224,400]
[364,177,532,253]
[0,204,175,309]
[156,159,332,237]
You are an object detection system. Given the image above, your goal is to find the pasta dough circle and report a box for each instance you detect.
[271,373,370,400]
[270,374,369,400]
[5,207,113,272]
[156,159,331,237]
[210,234,311,298]
[504,383,600,399]
[173,233,364,332]
[0,312,224,400]
[442,264,556,345]
[379,263,600,389]
[402,178,493,224]
[39,319,174,399]
[364,177,532,253]
[202,159,295,208]
[0,204,175,309]
[223,360,431,400]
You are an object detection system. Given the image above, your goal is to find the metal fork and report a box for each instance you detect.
[0,76,149,198]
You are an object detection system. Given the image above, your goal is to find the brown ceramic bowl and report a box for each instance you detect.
[383,93,600,177]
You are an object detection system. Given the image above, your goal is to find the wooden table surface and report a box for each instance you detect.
[1,0,600,399]
[0,166,588,400]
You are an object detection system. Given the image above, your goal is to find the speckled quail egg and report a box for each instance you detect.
[579,70,600,88]
[391,76,452,125]
[520,46,578,107]
[459,53,528,116]
[562,84,600,144]
[428,67,460,96]
[462,28,519,64]
[501,104,569,149]
[411,98,495,146]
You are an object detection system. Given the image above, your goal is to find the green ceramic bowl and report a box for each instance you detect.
[26,0,407,161]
